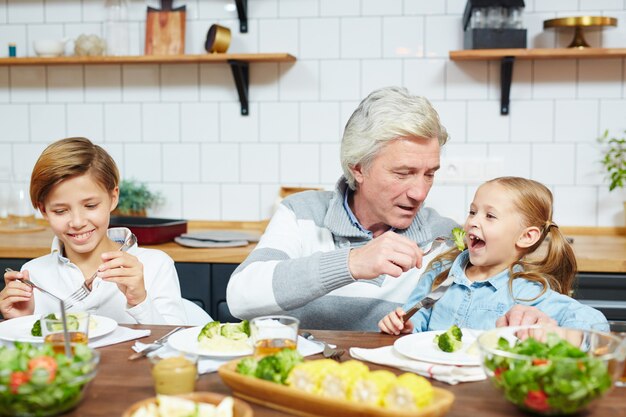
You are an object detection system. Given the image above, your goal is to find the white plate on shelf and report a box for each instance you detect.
[0,314,118,343]
[168,326,254,358]
[393,328,482,366]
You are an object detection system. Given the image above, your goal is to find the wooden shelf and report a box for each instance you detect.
[0,53,295,66]
[0,53,297,116]
[449,48,626,115]
[450,47,626,61]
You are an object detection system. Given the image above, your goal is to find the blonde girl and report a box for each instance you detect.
[379,176,606,334]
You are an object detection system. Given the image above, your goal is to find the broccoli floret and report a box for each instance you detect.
[242,349,303,385]
[31,313,57,337]
[452,227,466,251]
[220,320,250,341]
[434,324,464,353]
[236,357,258,376]
[197,321,221,341]
[255,355,283,384]
[448,324,463,341]
[274,349,303,382]
[437,332,462,353]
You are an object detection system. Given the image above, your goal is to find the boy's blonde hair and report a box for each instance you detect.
[430,176,577,297]
[30,137,120,210]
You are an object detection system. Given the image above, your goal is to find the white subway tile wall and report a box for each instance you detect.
[0,0,624,225]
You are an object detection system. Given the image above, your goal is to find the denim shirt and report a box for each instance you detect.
[403,251,607,331]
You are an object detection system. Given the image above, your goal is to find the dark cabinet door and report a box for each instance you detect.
[211,264,238,322]
[175,262,211,312]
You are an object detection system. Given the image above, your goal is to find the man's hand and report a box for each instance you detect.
[348,230,423,280]
[496,305,557,340]
[496,305,557,327]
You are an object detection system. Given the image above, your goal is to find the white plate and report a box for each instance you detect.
[168,326,254,358]
[0,314,118,343]
[393,328,482,366]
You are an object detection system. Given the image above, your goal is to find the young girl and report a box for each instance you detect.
[379,176,606,335]
[0,137,186,325]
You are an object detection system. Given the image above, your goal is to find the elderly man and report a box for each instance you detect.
[227,87,554,331]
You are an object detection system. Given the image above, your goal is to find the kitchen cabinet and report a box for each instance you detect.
[449,47,626,115]
[0,53,297,115]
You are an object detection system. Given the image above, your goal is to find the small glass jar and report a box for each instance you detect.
[151,354,198,395]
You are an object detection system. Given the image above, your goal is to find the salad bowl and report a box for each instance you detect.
[0,342,99,417]
[477,325,624,415]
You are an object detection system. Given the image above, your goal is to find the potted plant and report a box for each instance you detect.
[597,129,626,224]
[114,179,163,216]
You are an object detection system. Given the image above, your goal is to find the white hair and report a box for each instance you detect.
[340,86,449,190]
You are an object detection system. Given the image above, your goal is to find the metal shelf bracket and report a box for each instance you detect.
[500,56,515,115]
[234,0,248,33]
[229,59,249,116]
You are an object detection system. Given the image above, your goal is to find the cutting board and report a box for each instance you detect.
[144,0,186,55]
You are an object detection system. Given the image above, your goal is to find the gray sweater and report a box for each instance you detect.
[226,177,458,331]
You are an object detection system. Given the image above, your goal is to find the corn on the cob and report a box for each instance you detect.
[287,359,339,394]
[349,370,397,406]
[383,373,433,410]
[319,360,370,399]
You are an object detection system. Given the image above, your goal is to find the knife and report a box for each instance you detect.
[128,327,183,360]
[402,273,455,323]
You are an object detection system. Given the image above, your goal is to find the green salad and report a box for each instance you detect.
[484,334,612,415]
[0,342,98,417]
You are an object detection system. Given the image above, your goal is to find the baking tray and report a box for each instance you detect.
[109,216,187,245]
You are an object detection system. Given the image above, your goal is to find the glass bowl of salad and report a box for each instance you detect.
[477,325,624,415]
[0,342,100,417]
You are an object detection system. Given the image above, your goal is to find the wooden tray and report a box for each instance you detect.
[218,360,454,417]
[121,391,253,417]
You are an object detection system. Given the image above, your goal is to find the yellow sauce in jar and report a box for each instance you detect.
[151,355,197,395]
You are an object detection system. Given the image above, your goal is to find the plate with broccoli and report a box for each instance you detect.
[168,321,254,358]
[393,326,482,366]
[0,314,117,343]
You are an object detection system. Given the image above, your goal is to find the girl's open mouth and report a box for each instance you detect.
[468,233,486,250]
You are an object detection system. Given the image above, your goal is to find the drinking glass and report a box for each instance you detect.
[592,321,626,387]
[250,315,299,358]
[41,312,90,354]
[7,174,36,229]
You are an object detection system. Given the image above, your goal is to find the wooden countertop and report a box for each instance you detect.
[0,222,624,273]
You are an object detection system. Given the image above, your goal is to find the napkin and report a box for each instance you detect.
[132,335,324,374]
[89,326,151,349]
[349,346,486,385]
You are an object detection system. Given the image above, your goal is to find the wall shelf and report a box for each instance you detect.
[0,53,297,115]
[449,48,626,115]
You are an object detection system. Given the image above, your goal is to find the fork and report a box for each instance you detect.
[301,332,345,361]
[63,233,138,309]
[421,236,452,256]
[127,326,183,360]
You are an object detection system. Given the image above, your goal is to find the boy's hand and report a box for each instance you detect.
[97,251,147,307]
[0,269,35,318]
[378,307,414,335]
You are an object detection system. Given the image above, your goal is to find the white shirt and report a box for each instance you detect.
[22,227,186,325]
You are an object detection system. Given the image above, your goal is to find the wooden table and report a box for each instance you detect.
[68,326,625,417]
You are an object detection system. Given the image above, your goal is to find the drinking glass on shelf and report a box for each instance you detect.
[250,315,299,358]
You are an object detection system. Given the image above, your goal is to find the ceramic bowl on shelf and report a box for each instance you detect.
[477,325,624,415]
[33,39,68,57]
